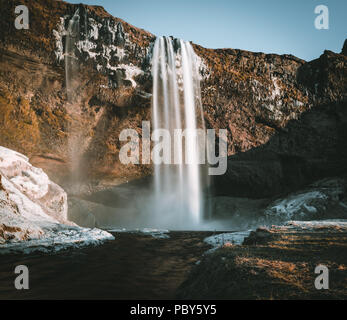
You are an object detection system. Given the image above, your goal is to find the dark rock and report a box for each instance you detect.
[342,39,347,56]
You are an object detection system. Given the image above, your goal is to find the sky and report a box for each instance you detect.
[68,0,347,61]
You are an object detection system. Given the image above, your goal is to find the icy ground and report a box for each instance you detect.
[108,228,170,239]
[203,219,347,254]
[204,231,252,253]
[0,226,114,254]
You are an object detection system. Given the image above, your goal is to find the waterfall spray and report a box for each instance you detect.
[151,36,206,228]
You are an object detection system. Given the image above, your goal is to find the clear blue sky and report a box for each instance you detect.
[68,0,346,61]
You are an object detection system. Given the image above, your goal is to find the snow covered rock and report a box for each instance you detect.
[0,146,114,253]
[204,231,252,253]
[0,146,68,224]
[265,178,347,222]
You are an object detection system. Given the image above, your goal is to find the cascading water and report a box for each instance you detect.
[65,9,80,102]
[64,9,83,194]
[151,36,206,229]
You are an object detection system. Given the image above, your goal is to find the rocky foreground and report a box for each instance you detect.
[0,146,113,253]
[178,221,347,299]
[0,231,213,299]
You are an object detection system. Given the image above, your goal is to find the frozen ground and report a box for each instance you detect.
[285,219,347,230]
[108,227,170,239]
[204,219,347,254]
[204,230,252,253]
[0,226,114,254]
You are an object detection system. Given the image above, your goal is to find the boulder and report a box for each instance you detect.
[265,178,347,222]
[0,146,68,224]
[0,146,114,253]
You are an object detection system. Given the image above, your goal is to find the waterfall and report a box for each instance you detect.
[65,9,80,102]
[151,36,206,229]
[64,9,83,193]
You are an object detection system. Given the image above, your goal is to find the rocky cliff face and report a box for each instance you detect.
[0,0,346,201]
[0,0,155,189]
[214,48,347,198]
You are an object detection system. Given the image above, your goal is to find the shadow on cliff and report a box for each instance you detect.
[213,98,347,199]
[213,46,347,199]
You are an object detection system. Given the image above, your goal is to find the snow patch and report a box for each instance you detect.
[141,228,170,239]
[271,77,282,99]
[285,219,347,230]
[0,226,114,254]
[76,39,99,59]
[195,54,210,80]
[52,17,66,62]
[53,13,142,88]
[118,64,144,87]
[108,228,170,239]
[204,231,252,253]
[266,191,328,220]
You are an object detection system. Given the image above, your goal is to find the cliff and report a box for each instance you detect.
[0,0,346,200]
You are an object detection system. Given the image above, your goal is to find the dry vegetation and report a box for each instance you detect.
[177,225,347,299]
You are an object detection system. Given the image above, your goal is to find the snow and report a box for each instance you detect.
[195,54,210,80]
[108,228,170,239]
[117,48,126,59]
[202,220,347,255]
[1,174,57,225]
[141,228,170,239]
[0,146,114,254]
[76,40,99,59]
[0,146,29,166]
[88,18,101,40]
[285,219,347,230]
[53,13,138,87]
[118,64,144,87]
[106,19,117,43]
[294,100,304,107]
[102,44,118,61]
[0,186,45,244]
[271,77,282,99]
[0,226,114,254]
[11,168,49,199]
[0,146,67,222]
[204,230,252,253]
[52,17,66,62]
[265,191,328,220]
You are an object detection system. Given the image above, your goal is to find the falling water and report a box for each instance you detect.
[151,36,206,229]
[65,9,80,102]
[64,9,83,194]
